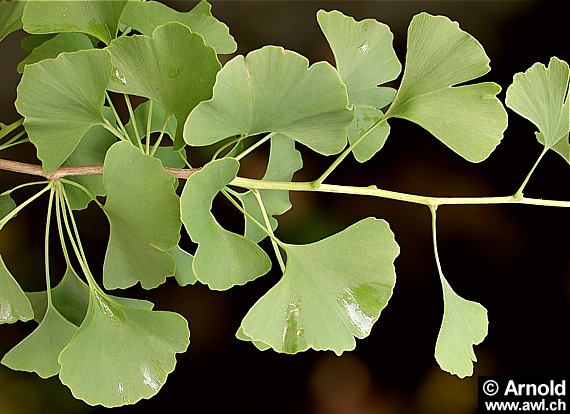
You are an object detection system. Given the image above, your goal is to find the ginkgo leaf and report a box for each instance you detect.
[0,0,25,41]
[103,142,181,290]
[22,0,128,44]
[124,100,177,145]
[435,276,488,378]
[180,158,271,290]
[63,108,116,211]
[347,106,390,163]
[120,0,237,54]
[21,33,55,53]
[238,135,302,242]
[184,46,353,156]
[106,22,221,149]
[238,218,399,355]
[541,132,570,164]
[17,32,93,73]
[386,13,507,162]
[58,290,189,407]
[0,255,34,324]
[170,246,197,287]
[506,57,570,148]
[0,194,15,220]
[16,49,111,172]
[317,9,400,108]
[1,304,76,378]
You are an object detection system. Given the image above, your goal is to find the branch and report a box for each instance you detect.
[0,158,201,181]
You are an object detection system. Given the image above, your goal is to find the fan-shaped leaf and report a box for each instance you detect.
[541,132,569,164]
[58,291,189,407]
[184,46,353,156]
[0,255,33,324]
[180,158,271,290]
[16,49,111,172]
[170,246,196,287]
[435,276,488,378]
[22,0,128,44]
[103,142,181,290]
[347,106,390,163]
[120,0,236,54]
[386,13,507,162]
[506,57,569,148]
[0,0,25,41]
[17,32,93,73]
[238,218,399,355]
[238,135,302,242]
[106,22,221,149]
[1,304,76,378]
[0,194,15,220]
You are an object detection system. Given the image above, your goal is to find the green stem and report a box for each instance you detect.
[0,138,29,151]
[212,135,246,160]
[429,205,445,282]
[105,92,132,142]
[0,184,51,230]
[44,186,56,306]
[146,100,153,155]
[235,133,274,161]
[103,120,126,141]
[124,94,143,151]
[2,130,26,146]
[230,177,570,208]
[55,191,72,268]
[252,189,286,272]
[179,151,193,169]
[221,189,286,248]
[514,147,548,199]
[57,185,99,289]
[0,181,46,197]
[60,178,104,209]
[0,118,24,141]
[150,116,170,157]
[313,116,388,187]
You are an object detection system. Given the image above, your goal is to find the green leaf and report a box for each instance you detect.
[103,141,181,290]
[63,108,116,211]
[58,290,189,407]
[170,246,196,287]
[184,46,353,156]
[16,49,111,172]
[0,0,25,41]
[21,33,55,53]
[435,276,488,378]
[386,13,507,162]
[317,10,400,163]
[506,57,570,148]
[22,0,128,44]
[17,32,93,73]
[1,304,76,378]
[180,158,271,290]
[238,135,302,242]
[124,100,177,145]
[238,218,399,355]
[317,9,400,108]
[0,255,34,324]
[120,0,237,54]
[347,106,390,163]
[106,22,221,149]
[0,194,16,220]
[542,132,569,164]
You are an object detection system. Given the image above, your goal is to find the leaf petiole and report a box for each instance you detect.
[105,92,132,142]
[124,94,144,152]
[0,184,51,230]
[252,189,286,272]
[514,147,548,199]
[0,181,47,197]
[44,186,56,306]
[60,178,104,209]
[235,132,274,161]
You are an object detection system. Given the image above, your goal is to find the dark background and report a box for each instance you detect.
[0,1,568,413]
